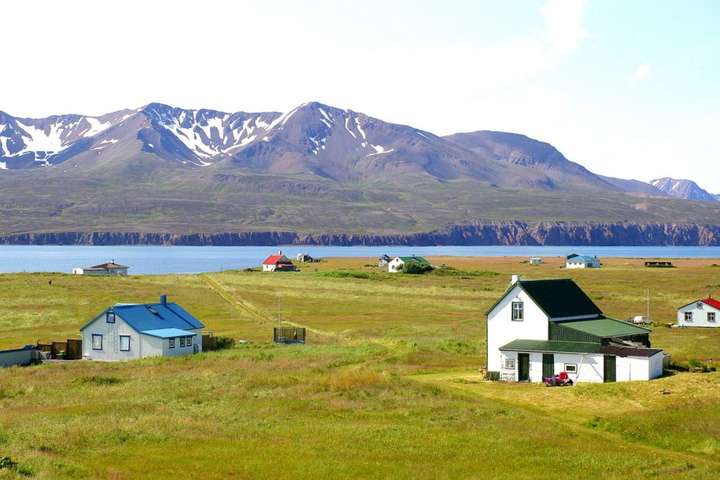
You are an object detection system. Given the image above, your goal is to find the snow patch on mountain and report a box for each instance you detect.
[650,177,718,202]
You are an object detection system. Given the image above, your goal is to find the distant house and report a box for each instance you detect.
[296,253,314,263]
[529,257,543,266]
[378,254,391,268]
[677,297,720,328]
[80,295,204,361]
[487,276,664,383]
[565,254,600,269]
[262,252,296,272]
[388,256,431,273]
[72,261,128,276]
[645,261,673,268]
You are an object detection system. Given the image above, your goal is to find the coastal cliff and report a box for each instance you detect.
[0,222,719,246]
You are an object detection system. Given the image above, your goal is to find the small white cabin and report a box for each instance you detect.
[529,257,543,266]
[387,256,431,273]
[565,254,600,269]
[677,297,720,328]
[80,295,204,361]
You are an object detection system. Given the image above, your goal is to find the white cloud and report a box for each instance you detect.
[631,63,653,83]
[541,0,588,54]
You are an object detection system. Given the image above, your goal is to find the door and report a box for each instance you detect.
[542,353,554,379]
[604,355,616,383]
[518,353,530,381]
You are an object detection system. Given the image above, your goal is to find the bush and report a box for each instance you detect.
[75,375,123,386]
[403,262,433,275]
[213,336,236,350]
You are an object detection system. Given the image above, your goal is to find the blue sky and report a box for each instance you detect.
[2,0,718,190]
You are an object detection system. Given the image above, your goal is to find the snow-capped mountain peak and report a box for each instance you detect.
[650,177,718,202]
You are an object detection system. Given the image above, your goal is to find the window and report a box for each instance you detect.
[709,312,716,323]
[564,364,577,373]
[185,336,193,347]
[169,338,175,349]
[504,358,516,369]
[684,311,693,322]
[179,337,186,347]
[106,312,115,323]
[92,334,103,350]
[119,335,130,352]
[511,301,524,321]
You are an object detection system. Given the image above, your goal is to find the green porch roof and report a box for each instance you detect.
[556,317,649,338]
[500,339,602,354]
[398,256,429,264]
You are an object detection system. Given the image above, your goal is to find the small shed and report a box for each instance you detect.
[274,327,306,344]
[296,253,314,263]
[529,257,543,266]
[0,345,40,368]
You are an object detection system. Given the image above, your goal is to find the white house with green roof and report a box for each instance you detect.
[486,277,664,383]
[387,256,431,273]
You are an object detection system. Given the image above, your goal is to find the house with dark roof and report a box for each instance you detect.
[80,295,204,361]
[676,297,720,328]
[387,256,431,273]
[565,253,600,269]
[487,277,664,383]
[72,261,129,276]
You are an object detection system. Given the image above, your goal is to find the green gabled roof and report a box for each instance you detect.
[500,339,602,354]
[519,279,602,318]
[556,317,649,338]
[398,256,429,264]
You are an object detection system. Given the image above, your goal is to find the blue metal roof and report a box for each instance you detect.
[81,299,205,333]
[141,328,198,338]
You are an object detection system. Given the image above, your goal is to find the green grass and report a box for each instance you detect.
[1,257,720,478]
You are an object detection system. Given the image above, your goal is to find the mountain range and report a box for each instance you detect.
[1,101,719,244]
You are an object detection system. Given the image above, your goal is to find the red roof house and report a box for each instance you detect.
[262,252,295,272]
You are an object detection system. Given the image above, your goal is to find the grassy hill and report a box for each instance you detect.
[1,257,720,478]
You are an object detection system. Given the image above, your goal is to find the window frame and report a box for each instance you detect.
[708,312,716,323]
[92,334,103,351]
[179,336,186,348]
[106,311,116,323]
[119,335,131,352]
[511,301,524,321]
[564,363,577,373]
[684,311,693,322]
[186,336,193,347]
[504,358,516,370]
[169,337,175,349]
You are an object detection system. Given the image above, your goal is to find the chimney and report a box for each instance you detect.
[511,275,520,285]
[160,294,167,306]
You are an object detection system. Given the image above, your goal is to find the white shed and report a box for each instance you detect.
[80,295,204,361]
[677,297,720,327]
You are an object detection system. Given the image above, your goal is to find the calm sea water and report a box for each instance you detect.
[0,245,718,275]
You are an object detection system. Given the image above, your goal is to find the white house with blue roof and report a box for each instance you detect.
[80,295,205,361]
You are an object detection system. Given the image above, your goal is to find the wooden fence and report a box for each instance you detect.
[273,327,306,344]
[37,338,82,360]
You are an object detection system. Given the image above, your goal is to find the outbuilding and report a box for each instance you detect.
[677,297,720,328]
[80,295,204,361]
[387,256,431,273]
[486,276,664,383]
[262,252,296,272]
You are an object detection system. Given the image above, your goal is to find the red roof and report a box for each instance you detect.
[702,297,720,310]
[262,255,292,265]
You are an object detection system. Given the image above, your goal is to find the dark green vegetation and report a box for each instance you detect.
[1,257,720,478]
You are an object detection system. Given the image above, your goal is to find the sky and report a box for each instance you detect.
[2,0,719,190]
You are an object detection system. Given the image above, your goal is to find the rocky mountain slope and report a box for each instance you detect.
[1,101,720,245]
[650,177,718,202]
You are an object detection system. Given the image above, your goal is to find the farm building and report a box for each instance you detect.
[487,276,664,383]
[72,261,129,276]
[262,252,296,272]
[529,257,543,265]
[0,345,40,368]
[387,256,431,273]
[378,254,392,268]
[80,295,204,361]
[565,254,600,269]
[676,297,720,328]
[296,253,314,263]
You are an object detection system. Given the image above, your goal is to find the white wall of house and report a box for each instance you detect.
[499,351,604,383]
[82,314,141,361]
[262,264,277,272]
[388,258,405,273]
[677,302,720,327]
[487,285,549,373]
[566,257,600,269]
[160,331,202,356]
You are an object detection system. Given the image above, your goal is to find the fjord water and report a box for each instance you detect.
[0,245,719,274]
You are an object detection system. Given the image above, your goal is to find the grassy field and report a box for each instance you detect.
[1,256,720,478]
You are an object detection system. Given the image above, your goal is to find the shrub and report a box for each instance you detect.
[403,262,433,275]
[213,336,236,350]
[75,375,123,386]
